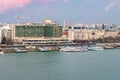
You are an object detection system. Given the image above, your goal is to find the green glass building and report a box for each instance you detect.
[15,23,62,37]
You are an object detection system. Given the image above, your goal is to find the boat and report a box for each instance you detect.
[0,48,3,55]
[88,46,104,51]
[103,45,114,49]
[60,46,88,52]
[15,48,27,53]
[116,44,120,49]
[38,47,50,52]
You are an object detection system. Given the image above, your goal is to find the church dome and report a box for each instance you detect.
[43,19,52,24]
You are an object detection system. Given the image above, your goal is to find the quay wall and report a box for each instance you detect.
[2,43,82,53]
[96,43,119,47]
[3,48,16,53]
[2,43,120,53]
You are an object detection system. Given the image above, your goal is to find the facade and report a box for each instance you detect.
[13,19,63,44]
[0,29,2,43]
[1,24,13,44]
[67,24,105,41]
[104,30,119,38]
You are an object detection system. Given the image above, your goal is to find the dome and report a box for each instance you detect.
[43,19,52,24]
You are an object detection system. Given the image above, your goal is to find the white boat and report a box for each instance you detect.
[103,46,114,49]
[60,46,88,52]
[88,46,104,51]
[15,48,27,53]
[116,44,120,48]
[38,47,50,52]
[0,48,3,55]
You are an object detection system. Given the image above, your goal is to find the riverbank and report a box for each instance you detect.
[96,43,119,48]
[1,42,120,53]
[2,46,60,53]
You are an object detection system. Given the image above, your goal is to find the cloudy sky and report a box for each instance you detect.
[0,0,120,24]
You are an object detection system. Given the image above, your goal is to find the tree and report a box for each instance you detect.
[1,36,6,44]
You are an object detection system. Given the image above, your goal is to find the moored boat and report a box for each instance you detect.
[15,48,27,53]
[38,47,50,52]
[60,46,88,52]
[103,46,114,49]
[116,44,120,49]
[88,46,104,51]
[0,48,3,55]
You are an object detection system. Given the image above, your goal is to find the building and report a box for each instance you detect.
[104,30,119,38]
[13,19,63,44]
[67,24,104,41]
[1,24,13,44]
[0,29,2,43]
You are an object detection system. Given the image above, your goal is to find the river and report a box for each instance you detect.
[0,49,120,80]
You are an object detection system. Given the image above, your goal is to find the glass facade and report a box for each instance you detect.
[15,25,62,37]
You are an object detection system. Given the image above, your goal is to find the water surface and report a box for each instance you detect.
[0,49,120,80]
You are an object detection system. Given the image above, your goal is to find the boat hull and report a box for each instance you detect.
[0,51,3,55]
[88,46,104,51]
[15,48,27,53]
[38,47,50,52]
[0,48,3,55]
[60,47,88,52]
[15,51,27,53]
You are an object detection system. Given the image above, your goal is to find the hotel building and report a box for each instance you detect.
[12,19,63,45]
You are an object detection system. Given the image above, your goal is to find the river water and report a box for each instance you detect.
[0,49,120,80]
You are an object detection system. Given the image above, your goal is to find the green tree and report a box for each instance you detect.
[1,36,6,44]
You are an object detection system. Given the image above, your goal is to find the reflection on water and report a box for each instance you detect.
[0,49,120,80]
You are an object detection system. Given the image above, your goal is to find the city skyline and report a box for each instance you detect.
[0,0,120,24]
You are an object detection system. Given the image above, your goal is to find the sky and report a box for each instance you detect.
[0,0,120,24]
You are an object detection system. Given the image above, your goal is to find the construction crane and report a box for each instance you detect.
[15,16,29,24]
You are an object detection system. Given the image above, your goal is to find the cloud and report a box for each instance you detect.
[41,0,69,4]
[41,0,53,4]
[104,2,118,12]
[0,0,70,13]
[0,0,31,13]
